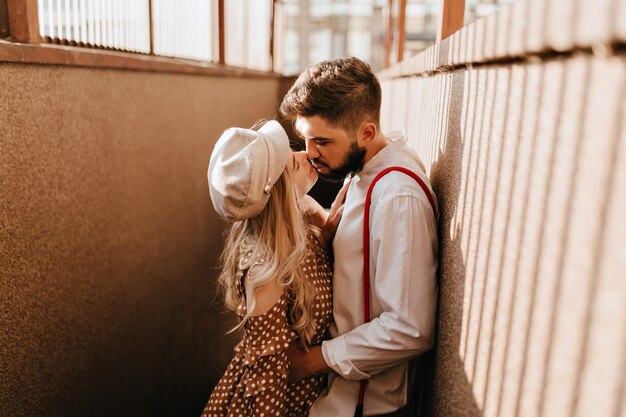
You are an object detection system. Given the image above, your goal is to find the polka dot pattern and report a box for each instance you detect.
[201,231,333,417]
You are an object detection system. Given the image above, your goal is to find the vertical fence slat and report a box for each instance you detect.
[47,0,54,39]
[87,0,93,45]
[112,0,117,48]
[164,0,169,55]
[241,0,245,66]
[71,0,78,42]
[93,0,99,45]
[79,0,86,43]
[107,0,112,47]
[152,0,158,54]
[124,0,129,50]
[104,0,110,46]
[102,0,108,46]
[55,0,62,39]
[134,0,139,51]
[64,0,69,41]
[102,0,107,46]
[126,0,130,50]
[117,0,122,49]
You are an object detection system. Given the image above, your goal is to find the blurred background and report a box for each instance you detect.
[27,0,515,73]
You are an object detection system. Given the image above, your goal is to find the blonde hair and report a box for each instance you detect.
[218,160,318,346]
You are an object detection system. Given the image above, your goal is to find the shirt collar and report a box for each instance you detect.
[358,130,406,176]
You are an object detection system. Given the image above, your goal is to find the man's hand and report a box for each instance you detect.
[286,344,332,382]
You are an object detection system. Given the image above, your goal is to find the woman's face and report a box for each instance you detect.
[291,151,318,198]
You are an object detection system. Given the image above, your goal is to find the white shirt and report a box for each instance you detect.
[310,132,439,416]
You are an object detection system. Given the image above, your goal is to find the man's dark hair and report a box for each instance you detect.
[280,57,382,132]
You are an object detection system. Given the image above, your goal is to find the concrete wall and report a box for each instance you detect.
[0,63,281,417]
[379,0,626,416]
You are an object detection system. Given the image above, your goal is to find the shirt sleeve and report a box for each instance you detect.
[321,195,438,380]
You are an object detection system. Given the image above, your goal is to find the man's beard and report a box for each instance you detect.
[313,141,367,182]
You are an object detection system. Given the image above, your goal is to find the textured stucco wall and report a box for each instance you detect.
[0,63,281,417]
[380,0,626,415]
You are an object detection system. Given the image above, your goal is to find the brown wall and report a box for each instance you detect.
[380,0,626,416]
[0,63,282,417]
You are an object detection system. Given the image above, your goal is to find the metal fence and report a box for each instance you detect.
[37,0,151,52]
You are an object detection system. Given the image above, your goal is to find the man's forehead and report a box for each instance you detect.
[295,116,335,138]
[294,116,315,137]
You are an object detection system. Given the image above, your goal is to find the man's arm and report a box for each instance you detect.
[322,195,438,380]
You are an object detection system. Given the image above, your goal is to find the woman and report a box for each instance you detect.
[202,120,344,417]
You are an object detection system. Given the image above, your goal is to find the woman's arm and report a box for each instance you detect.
[298,179,351,245]
[244,267,284,316]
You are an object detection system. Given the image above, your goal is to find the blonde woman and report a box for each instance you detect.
[201,121,346,417]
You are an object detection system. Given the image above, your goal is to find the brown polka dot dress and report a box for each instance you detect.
[201,231,333,417]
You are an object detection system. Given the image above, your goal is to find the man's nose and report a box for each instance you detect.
[305,139,320,159]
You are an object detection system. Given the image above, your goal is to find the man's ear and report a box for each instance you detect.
[358,122,378,145]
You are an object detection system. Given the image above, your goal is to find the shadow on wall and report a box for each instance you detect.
[422,70,481,417]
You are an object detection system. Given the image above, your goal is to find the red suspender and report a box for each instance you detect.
[354,166,437,417]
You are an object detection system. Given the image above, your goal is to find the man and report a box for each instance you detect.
[280,57,439,416]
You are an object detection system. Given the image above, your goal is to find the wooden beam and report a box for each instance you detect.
[383,0,393,68]
[298,0,309,70]
[6,0,40,43]
[1,0,9,38]
[148,0,154,54]
[218,0,225,65]
[396,0,407,62]
[0,39,282,79]
[270,0,276,71]
[438,0,465,41]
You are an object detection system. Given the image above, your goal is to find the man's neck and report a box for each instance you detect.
[363,133,391,164]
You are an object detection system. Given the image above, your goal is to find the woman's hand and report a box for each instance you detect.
[298,195,328,229]
[321,179,351,244]
[287,344,331,382]
[298,179,351,245]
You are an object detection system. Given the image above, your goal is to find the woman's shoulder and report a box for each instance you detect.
[244,269,286,317]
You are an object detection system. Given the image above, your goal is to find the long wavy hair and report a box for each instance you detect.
[218,158,318,346]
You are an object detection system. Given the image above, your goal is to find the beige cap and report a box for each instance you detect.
[208,120,290,221]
